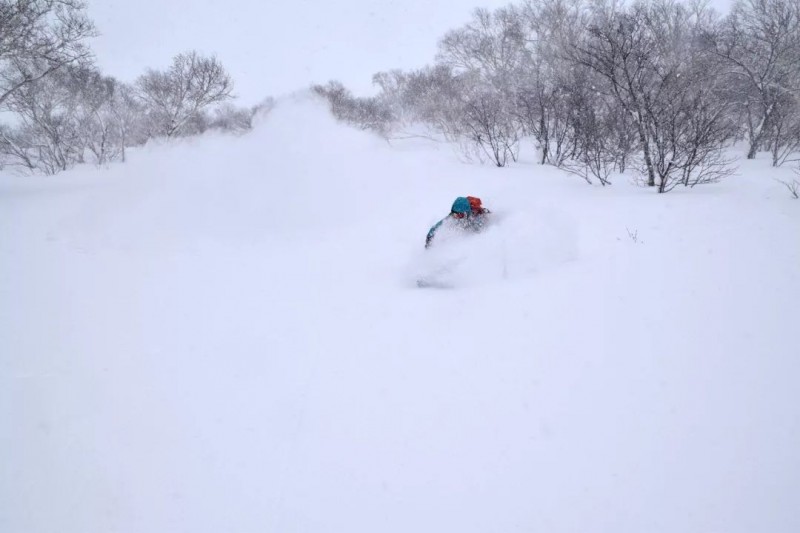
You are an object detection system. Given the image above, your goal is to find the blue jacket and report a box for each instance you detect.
[425,209,490,248]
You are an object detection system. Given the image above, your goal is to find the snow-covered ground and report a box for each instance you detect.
[2,96,799,533]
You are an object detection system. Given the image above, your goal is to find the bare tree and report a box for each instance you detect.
[767,94,800,165]
[562,94,620,185]
[0,66,86,174]
[136,51,234,138]
[436,6,526,164]
[572,0,736,192]
[710,0,800,159]
[514,0,591,166]
[437,5,528,90]
[0,0,96,110]
[0,65,155,173]
[74,70,122,165]
[375,65,471,139]
[331,0,796,194]
[460,86,520,166]
[108,83,147,163]
[571,3,662,187]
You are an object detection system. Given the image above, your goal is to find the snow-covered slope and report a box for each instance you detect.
[2,96,799,533]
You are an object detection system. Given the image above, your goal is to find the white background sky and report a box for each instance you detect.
[87,0,734,106]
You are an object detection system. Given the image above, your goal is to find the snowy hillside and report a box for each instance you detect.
[2,96,799,533]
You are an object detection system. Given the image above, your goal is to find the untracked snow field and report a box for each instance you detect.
[2,97,799,533]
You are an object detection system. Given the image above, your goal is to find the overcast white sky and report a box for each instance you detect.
[87,0,734,106]
[87,0,507,105]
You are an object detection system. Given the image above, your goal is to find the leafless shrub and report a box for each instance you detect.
[207,103,260,134]
[0,124,37,173]
[312,80,394,137]
[778,173,800,198]
[626,227,643,243]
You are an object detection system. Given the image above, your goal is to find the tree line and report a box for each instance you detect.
[314,0,800,193]
[0,0,267,175]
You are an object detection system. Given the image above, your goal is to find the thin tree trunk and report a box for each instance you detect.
[635,117,656,187]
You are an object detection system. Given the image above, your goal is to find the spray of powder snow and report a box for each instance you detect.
[407,207,579,288]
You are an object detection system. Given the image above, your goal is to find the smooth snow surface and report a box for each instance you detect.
[2,96,799,533]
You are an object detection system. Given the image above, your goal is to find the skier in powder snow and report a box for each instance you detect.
[425,196,491,249]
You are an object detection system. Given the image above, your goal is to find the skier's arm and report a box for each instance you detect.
[425,218,445,249]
